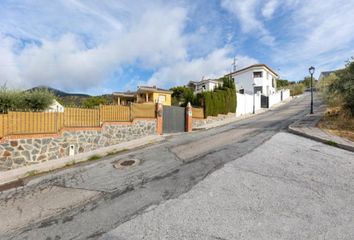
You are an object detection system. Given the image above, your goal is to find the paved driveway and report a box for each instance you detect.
[103,132,354,240]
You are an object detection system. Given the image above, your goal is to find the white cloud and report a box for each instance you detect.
[146,47,258,88]
[262,0,279,19]
[272,0,354,79]
[0,0,262,93]
[220,0,276,45]
[0,1,190,91]
[4,0,351,91]
[0,36,22,87]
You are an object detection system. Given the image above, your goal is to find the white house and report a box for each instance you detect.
[46,99,65,112]
[188,79,222,94]
[226,64,279,96]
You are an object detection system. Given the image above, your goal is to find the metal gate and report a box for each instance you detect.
[261,95,269,108]
[163,106,185,133]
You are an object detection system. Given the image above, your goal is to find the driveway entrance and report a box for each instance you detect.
[163,106,185,133]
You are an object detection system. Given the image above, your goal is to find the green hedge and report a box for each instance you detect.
[199,77,237,117]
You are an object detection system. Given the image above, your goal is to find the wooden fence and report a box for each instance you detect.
[192,107,205,119]
[0,103,156,138]
[64,108,99,127]
[131,103,156,119]
[100,105,130,122]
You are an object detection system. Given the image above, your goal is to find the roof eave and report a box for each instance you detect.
[226,64,279,77]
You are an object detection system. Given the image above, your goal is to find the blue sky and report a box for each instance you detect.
[0,0,354,95]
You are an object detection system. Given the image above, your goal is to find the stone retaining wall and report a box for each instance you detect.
[0,120,156,171]
[192,113,235,128]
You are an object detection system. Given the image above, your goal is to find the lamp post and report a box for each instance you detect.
[252,82,256,114]
[309,66,315,114]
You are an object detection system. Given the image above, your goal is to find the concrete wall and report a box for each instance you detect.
[269,91,282,108]
[0,120,157,171]
[282,89,290,101]
[268,89,290,108]
[236,93,261,117]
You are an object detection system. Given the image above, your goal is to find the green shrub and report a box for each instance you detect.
[318,73,342,107]
[326,60,354,116]
[170,86,197,107]
[0,86,54,112]
[289,83,305,96]
[0,86,22,113]
[22,89,54,110]
[170,78,237,117]
[82,96,109,108]
[277,79,290,89]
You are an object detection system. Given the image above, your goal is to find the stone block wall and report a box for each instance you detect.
[0,120,156,171]
[192,113,235,129]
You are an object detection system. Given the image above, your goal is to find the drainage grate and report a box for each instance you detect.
[113,158,140,169]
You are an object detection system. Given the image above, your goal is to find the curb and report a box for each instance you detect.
[193,96,295,131]
[0,135,164,187]
[193,109,267,131]
[288,126,354,153]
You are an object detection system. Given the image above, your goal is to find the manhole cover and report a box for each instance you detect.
[113,159,140,169]
[120,160,136,166]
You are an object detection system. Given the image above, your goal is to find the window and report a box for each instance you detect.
[253,71,263,78]
[254,86,263,94]
[158,95,166,103]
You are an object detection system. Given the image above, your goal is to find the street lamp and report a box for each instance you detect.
[252,82,256,114]
[309,66,315,114]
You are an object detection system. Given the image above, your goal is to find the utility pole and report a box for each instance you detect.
[232,57,237,72]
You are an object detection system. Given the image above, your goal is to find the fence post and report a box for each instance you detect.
[129,103,132,122]
[202,98,206,119]
[185,102,192,132]
[156,102,163,135]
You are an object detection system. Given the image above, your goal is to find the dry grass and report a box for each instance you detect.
[318,107,354,142]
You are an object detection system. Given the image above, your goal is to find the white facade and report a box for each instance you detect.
[236,92,261,117]
[230,65,278,96]
[268,89,291,108]
[189,79,222,94]
[268,91,282,108]
[236,89,290,116]
[282,89,290,101]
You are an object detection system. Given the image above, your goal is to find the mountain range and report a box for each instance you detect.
[27,86,91,97]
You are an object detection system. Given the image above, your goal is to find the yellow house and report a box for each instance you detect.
[113,86,172,106]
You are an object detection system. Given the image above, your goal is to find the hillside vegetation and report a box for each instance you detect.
[0,87,54,113]
[318,59,354,141]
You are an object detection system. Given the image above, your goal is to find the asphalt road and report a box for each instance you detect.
[1,93,338,240]
[103,132,354,240]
